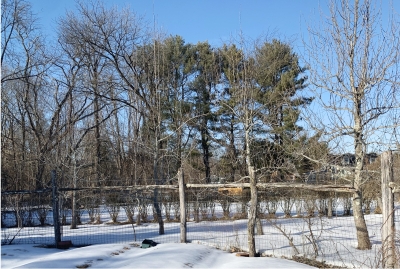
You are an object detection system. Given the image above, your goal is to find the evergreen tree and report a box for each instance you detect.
[187,42,221,183]
[253,40,311,179]
[160,36,194,175]
[216,44,247,181]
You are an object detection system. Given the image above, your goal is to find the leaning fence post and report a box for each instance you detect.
[381,151,395,268]
[178,168,187,243]
[51,170,61,247]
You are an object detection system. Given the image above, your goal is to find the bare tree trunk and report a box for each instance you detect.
[247,166,257,257]
[352,190,371,249]
[327,197,333,218]
[256,217,264,236]
[153,133,164,235]
[94,85,101,187]
[178,168,187,243]
[70,152,78,229]
[350,3,371,247]
[111,87,124,179]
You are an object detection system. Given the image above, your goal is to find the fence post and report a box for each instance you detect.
[51,170,61,247]
[178,168,187,243]
[381,151,395,268]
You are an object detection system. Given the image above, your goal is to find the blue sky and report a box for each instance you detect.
[30,0,400,57]
[30,0,327,48]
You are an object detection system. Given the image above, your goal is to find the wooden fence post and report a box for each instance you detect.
[178,168,187,243]
[51,170,61,248]
[381,151,396,268]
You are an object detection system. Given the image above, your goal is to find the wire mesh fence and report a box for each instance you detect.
[184,187,397,268]
[2,157,400,268]
[2,184,399,267]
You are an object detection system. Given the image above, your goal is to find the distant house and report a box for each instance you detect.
[366,153,378,164]
[304,152,378,184]
[330,152,378,167]
[341,153,355,166]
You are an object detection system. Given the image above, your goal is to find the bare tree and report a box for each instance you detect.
[57,7,129,227]
[1,0,67,190]
[1,0,38,83]
[58,1,171,234]
[304,0,400,249]
[1,0,36,190]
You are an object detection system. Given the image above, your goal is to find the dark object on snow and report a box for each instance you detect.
[235,252,260,257]
[141,239,158,249]
[57,240,72,249]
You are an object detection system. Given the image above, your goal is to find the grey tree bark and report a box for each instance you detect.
[304,0,400,250]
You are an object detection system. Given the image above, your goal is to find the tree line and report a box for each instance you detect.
[1,0,317,191]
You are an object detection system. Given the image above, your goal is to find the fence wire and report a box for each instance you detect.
[2,180,400,267]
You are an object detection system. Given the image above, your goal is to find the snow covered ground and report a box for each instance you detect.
[1,242,316,268]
